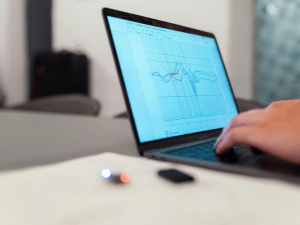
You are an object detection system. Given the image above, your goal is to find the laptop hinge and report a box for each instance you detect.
[139,129,221,155]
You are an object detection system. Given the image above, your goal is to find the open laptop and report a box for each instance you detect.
[103,8,300,184]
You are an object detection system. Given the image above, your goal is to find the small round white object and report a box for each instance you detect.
[102,169,113,179]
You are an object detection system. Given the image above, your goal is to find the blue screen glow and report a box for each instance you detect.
[107,16,238,143]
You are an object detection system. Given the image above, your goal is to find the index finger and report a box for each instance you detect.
[215,125,262,154]
[215,109,264,146]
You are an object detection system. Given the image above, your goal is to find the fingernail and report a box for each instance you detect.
[214,142,219,153]
[214,145,218,151]
[214,145,218,154]
[215,142,223,154]
[215,144,219,152]
[214,137,221,148]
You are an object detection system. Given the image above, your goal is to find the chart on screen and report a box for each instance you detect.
[141,37,229,125]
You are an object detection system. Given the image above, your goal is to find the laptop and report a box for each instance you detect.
[102,8,300,184]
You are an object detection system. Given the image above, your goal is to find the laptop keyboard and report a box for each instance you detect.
[161,140,255,164]
[163,140,219,161]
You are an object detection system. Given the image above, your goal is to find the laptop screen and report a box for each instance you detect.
[107,16,238,143]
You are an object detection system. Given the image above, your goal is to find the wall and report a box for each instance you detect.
[0,0,27,106]
[52,0,235,118]
[0,0,8,99]
[230,0,255,100]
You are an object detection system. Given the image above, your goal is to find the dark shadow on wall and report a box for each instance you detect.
[26,0,52,100]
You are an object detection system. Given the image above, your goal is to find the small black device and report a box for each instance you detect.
[158,169,194,183]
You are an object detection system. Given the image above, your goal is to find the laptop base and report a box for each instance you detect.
[145,140,300,185]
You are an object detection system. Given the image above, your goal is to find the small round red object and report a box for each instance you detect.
[120,172,131,183]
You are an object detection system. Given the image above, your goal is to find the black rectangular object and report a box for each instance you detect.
[158,169,194,183]
[31,51,89,99]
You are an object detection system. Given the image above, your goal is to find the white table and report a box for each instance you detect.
[0,110,138,171]
[1,110,300,225]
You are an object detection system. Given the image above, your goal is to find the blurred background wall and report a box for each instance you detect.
[0,0,255,118]
[0,0,27,105]
[255,0,300,105]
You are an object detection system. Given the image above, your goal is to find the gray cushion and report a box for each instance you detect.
[9,94,100,116]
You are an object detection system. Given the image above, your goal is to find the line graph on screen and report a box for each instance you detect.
[151,62,217,98]
[142,37,229,122]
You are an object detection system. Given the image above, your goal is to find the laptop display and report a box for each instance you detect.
[106,16,238,143]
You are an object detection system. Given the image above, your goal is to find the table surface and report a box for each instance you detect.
[1,110,300,224]
[1,152,300,225]
[0,110,138,172]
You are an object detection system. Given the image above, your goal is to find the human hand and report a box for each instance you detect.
[214,100,300,164]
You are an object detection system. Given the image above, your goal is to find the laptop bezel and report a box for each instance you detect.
[102,7,240,155]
